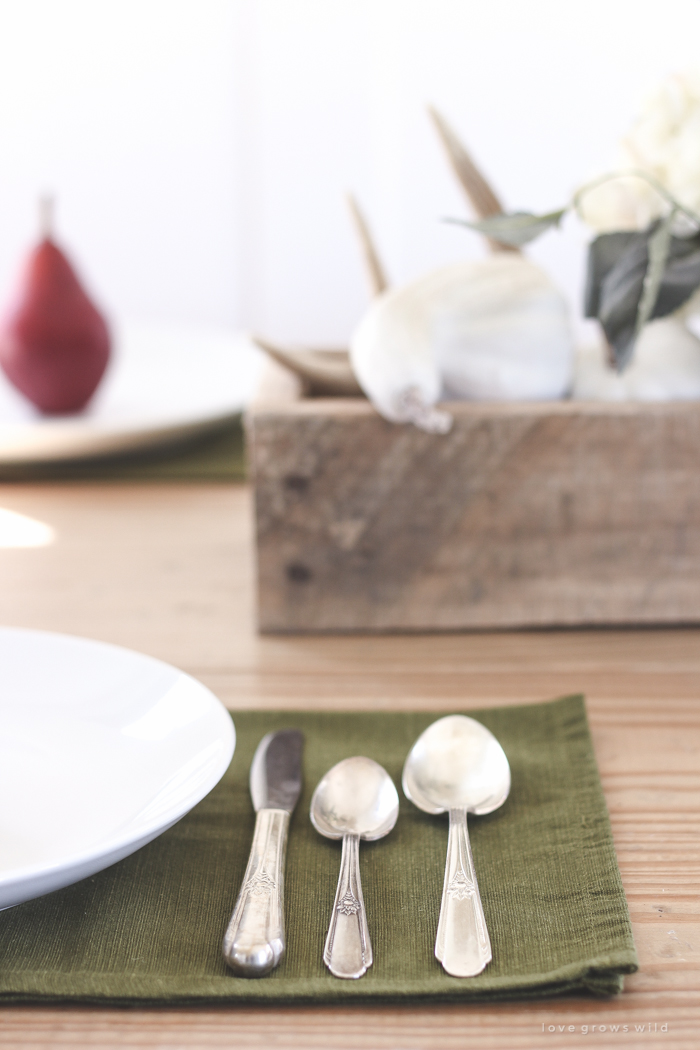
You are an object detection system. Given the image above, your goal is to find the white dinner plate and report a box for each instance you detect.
[0,322,263,463]
[0,628,235,909]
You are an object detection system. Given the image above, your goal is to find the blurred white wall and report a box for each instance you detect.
[0,0,698,345]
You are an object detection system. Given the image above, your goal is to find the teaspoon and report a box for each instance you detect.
[402,715,510,978]
[310,756,399,979]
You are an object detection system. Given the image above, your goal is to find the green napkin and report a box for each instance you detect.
[0,417,245,483]
[0,697,637,1004]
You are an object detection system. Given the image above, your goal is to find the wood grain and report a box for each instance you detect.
[249,394,700,633]
[0,482,698,1049]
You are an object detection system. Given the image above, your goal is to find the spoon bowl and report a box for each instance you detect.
[311,756,399,840]
[402,715,510,978]
[310,756,399,979]
[403,714,510,816]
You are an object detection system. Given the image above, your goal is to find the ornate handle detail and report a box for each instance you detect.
[435,808,492,977]
[324,833,372,979]
[222,808,290,976]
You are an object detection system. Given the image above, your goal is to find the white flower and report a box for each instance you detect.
[579,72,700,232]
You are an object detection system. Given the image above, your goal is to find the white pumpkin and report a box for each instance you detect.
[350,254,574,431]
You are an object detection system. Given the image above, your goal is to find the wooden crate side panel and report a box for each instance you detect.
[249,406,700,632]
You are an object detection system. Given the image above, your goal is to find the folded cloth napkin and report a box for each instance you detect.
[0,417,245,483]
[0,696,637,1004]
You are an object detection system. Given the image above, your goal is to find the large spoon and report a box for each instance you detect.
[310,756,399,979]
[402,715,510,978]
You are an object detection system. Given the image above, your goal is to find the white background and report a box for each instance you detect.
[0,0,699,347]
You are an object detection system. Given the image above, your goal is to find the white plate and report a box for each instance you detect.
[0,322,263,462]
[0,628,235,909]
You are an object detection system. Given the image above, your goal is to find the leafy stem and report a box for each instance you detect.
[573,169,700,230]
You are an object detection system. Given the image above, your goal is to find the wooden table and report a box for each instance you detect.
[0,482,697,1049]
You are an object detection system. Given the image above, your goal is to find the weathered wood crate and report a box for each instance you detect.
[246,365,700,632]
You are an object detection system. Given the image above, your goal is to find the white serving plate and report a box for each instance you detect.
[0,628,235,909]
[0,322,263,463]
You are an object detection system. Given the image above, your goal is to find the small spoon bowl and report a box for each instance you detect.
[311,756,399,979]
[402,715,510,978]
[311,756,399,840]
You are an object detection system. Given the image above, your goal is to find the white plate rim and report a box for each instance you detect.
[0,627,235,894]
[0,410,241,465]
[0,324,262,464]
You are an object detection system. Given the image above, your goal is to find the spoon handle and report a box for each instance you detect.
[324,833,372,979]
[435,808,492,977]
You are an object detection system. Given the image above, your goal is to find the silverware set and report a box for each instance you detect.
[223,715,510,980]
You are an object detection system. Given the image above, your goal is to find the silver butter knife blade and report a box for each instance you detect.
[250,729,304,812]
[222,728,304,976]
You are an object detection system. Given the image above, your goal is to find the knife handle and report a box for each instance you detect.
[222,808,290,977]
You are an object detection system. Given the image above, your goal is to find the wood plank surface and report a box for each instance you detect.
[0,482,698,1050]
[249,393,700,632]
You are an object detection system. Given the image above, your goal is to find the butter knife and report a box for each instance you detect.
[222,728,304,976]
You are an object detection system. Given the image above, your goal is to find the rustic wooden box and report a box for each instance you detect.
[246,364,700,633]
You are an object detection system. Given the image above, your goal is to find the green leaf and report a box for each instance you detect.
[583,231,643,318]
[445,209,566,246]
[584,222,700,371]
[635,211,675,337]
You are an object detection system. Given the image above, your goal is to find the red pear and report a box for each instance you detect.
[0,234,111,414]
